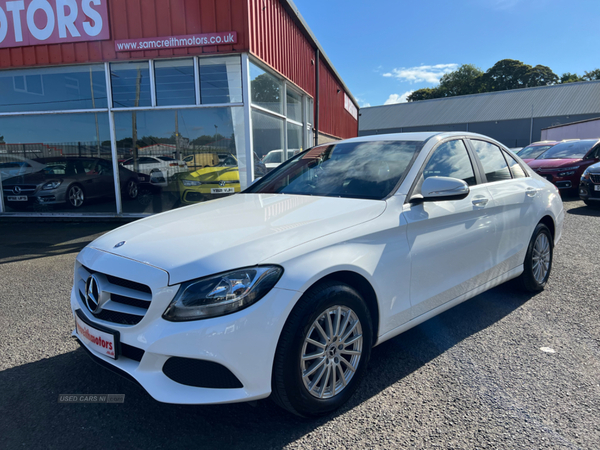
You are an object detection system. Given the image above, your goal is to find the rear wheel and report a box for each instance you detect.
[125,179,139,200]
[518,223,553,292]
[271,281,373,417]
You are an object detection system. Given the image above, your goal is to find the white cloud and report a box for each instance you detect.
[384,64,458,84]
[384,91,413,105]
[362,102,371,108]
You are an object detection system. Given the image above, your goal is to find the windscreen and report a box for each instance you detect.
[518,145,554,159]
[245,140,422,200]
[538,140,596,160]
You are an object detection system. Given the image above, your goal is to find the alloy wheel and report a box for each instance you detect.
[301,305,363,399]
[68,186,84,207]
[532,232,551,284]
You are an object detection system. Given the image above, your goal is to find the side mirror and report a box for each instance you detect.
[416,176,470,202]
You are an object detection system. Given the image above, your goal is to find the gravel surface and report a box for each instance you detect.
[0,199,599,449]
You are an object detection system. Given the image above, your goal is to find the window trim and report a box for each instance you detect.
[405,137,482,204]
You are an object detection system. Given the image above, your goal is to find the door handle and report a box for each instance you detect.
[472,197,489,207]
[526,187,538,198]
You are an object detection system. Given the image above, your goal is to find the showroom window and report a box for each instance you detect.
[249,60,313,172]
[0,65,107,112]
[0,56,313,216]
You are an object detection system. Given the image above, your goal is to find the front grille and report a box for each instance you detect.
[5,184,37,194]
[77,265,152,326]
[590,174,600,184]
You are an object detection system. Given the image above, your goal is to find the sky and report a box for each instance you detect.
[292,0,600,108]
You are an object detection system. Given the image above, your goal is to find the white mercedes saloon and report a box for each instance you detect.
[71,132,564,417]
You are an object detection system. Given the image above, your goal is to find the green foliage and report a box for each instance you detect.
[438,64,484,97]
[0,135,4,143]
[407,59,568,102]
[560,72,583,83]
[583,69,600,81]
[407,88,441,102]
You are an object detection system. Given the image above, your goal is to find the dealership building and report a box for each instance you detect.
[0,0,358,217]
[359,81,600,148]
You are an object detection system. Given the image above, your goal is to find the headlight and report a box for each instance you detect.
[558,171,575,177]
[42,180,62,190]
[181,179,201,186]
[163,266,283,321]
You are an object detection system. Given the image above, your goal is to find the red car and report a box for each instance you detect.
[517,141,559,163]
[527,139,600,193]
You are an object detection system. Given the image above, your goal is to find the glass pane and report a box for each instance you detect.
[154,59,195,106]
[505,152,527,178]
[111,62,152,108]
[471,140,512,183]
[287,122,303,159]
[307,97,314,125]
[252,109,284,174]
[199,56,242,104]
[250,62,282,114]
[424,140,476,186]
[0,65,107,112]
[114,107,246,213]
[246,140,422,200]
[0,113,116,213]
[286,89,302,122]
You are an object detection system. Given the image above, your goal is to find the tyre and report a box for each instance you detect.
[66,184,85,208]
[271,281,373,417]
[583,199,599,208]
[517,223,553,292]
[125,179,139,200]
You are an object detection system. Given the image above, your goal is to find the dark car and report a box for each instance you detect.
[527,139,600,194]
[579,161,600,207]
[2,157,144,210]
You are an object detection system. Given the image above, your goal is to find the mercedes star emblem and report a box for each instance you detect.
[85,275,101,313]
[13,186,21,194]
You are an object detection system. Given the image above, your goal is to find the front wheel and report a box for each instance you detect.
[271,282,373,417]
[66,184,85,208]
[518,223,553,292]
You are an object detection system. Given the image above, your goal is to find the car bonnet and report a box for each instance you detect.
[87,193,387,285]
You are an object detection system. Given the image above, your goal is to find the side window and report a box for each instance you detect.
[471,140,511,183]
[504,151,527,178]
[423,139,476,186]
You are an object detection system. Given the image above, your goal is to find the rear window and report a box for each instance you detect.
[245,140,422,200]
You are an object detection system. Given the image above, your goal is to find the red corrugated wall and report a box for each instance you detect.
[0,0,251,68]
[0,0,357,139]
[248,0,357,139]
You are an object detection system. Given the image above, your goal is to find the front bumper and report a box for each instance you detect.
[579,177,600,202]
[71,247,300,405]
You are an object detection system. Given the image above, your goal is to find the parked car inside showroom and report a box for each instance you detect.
[579,161,600,206]
[121,155,188,180]
[70,132,563,417]
[527,139,600,193]
[176,153,267,205]
[2,157,143,210]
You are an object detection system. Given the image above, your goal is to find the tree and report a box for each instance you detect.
[251,73,281,108]
[437,64,484,97]
[481,59,532,91]
[560,72,583,83]
[583,69,600,81]
[407,88,441,102]
[0,136,4,143]
[524,65,558,87]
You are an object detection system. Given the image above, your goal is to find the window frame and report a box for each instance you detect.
[466,138,530,184]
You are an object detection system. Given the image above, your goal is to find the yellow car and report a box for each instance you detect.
[177,155,241,205]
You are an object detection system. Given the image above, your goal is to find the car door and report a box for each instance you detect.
[468,139,541,273]
[402,138,497,319]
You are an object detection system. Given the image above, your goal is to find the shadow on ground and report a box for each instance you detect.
[0,283,534,450]
[0,222,123,264]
